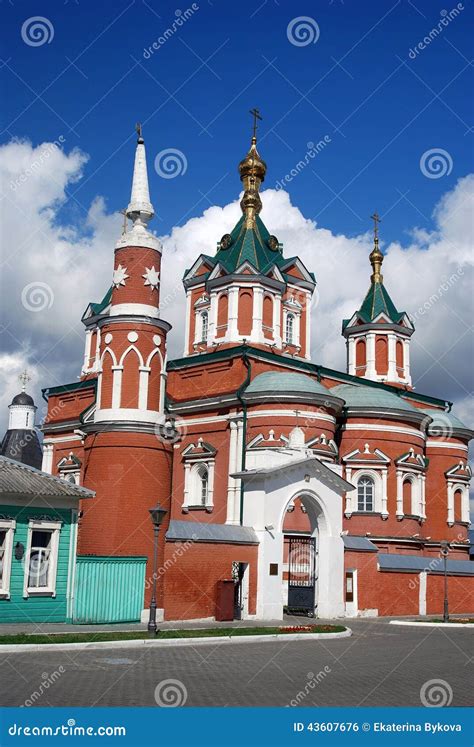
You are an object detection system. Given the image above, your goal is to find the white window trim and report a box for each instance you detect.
[0,519,16,599]
[183,460,215,511]
[447,481,470,525]
[23,520,61,598]
[345,468,387,518]
[283,308,301,347]
[396,469,425,520]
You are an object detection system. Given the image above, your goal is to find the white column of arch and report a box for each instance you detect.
[305,291,311,359]
[381,469,388,518]
[273,294,282,346]
[251,286,264,343]
[233,419,244,524]
[226,420,239,524]
[447,482,454,525]
[403,338,411,385]
[347,337,356,375]
[396,470,404,518]
[111,366,123,409]
[208,292,218,344]
[138,367,150,410]
[420,474,426,519]
[344,467,353,515]
[365,333,376,379]
[82,330,92,373]
[387,333,397,380]
[41,443,54,474]
[227,286,239,341]
[183,290,191,356]
[461,486,470,523]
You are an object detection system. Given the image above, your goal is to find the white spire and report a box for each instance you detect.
[116,124,161,252]
[126,124,154,227]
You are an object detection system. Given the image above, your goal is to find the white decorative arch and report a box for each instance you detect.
[100,346,117,368]
[119,344,144,368]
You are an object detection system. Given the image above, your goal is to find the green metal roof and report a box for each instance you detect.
[214,215,287,274]
[246,371,329,396]
[421,408,471,434]
[331,383,417,412]
[87,286,112,317]
[342,280,405,330]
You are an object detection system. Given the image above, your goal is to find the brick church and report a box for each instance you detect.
[40,123,473,622]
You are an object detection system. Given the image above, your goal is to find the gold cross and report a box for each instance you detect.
[370,211,381,239]
[249,108,262,139]
[19,370,31,392]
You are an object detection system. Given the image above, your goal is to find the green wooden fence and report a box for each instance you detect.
[73,556,147,624]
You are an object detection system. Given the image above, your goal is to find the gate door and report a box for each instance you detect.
[286,536,316,615]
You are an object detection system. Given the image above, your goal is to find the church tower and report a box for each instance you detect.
[342,214,414,387]
[76,127,173,620]
[0,372,42,469]
[181,112,316,360]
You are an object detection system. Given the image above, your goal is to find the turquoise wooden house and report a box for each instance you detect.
[0,455,94,623]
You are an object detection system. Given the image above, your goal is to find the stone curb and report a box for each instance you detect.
[389,620,474,629]
[0,628,352,653]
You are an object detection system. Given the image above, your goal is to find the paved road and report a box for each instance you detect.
[0,620,472,707]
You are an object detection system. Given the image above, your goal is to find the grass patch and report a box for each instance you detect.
[0,625,346,646]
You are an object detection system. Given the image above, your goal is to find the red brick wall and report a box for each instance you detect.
[163,541,258,620]
[80,431,173,609]
[426,574,474,615]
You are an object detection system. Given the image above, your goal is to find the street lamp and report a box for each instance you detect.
[147,505,167,635]
[440,540,449,623]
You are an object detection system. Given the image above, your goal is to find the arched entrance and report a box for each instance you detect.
[240,456,347,620]
[283,494,319,616]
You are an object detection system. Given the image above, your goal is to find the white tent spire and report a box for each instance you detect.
[126,123,154,227]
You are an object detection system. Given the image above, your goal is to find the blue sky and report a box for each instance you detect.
[2,0,473,242]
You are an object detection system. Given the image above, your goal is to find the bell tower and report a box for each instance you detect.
[94,124,171,424]
[342,214,414,387]
[78,126,173,623]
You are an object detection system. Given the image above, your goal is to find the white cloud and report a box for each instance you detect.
[0,139,472,437]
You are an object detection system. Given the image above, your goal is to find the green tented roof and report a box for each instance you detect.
[214,215,287,274]
[342,280,405,330]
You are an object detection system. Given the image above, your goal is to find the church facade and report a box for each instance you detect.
[40,126,473,623]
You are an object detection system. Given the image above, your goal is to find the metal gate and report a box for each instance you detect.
[286,536,317,616]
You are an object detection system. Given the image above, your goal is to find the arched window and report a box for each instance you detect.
[198,465,208,506]
[454,488,463,522]
[285,314,295,345]
[200,311,208,343]
[403,478,413,515]
[357,476,374,512]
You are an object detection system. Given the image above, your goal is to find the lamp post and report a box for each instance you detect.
[147,505,167,635]
[440,540,449,623]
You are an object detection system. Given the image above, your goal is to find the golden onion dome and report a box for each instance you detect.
[239,136,267,183]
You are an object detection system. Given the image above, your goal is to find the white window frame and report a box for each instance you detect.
[0,519,16,599]
[23,520,61,598]
[396,470,425,520]
[357,475,375,512]
[447,481,470,525]
[344,468,387,517]
[183,460,215,511]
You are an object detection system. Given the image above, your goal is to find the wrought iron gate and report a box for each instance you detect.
[286,536,317,616]
[232,561,245,620]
